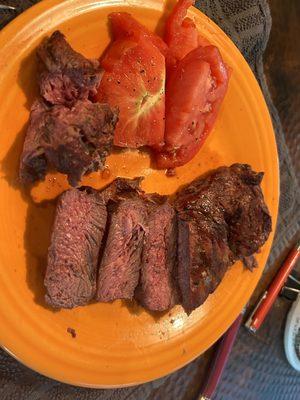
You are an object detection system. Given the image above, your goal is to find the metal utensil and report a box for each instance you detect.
[0,5,16,10]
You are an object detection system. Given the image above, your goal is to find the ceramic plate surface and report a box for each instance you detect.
[0,0,279,387]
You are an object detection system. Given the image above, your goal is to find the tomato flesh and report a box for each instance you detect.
[109,12,169,56]
[155,45,229,168]
[165,0,200,67]
[97,38,165,148]
[96,2,228,163]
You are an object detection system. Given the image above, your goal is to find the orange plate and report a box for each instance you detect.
[0,0,279,387]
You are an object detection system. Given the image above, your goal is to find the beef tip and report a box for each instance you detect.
[20,31,117,187]
[19,99,118,186]
[43,101,117,186]
[177,216,232,312]
[37,31,102,106]
[37,31,99,75]
[19,100,49,184]
[96,199,147,302]
[175,163,272,313]
[45,187,107,309]
[135,202,179,312]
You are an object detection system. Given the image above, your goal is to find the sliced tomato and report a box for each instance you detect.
[155,45,229,168]
[109,12,169,57]
[96,38,165,148]
[164,0,198,66]
[164,0,211,69]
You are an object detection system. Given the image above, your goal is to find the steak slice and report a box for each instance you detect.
[19,99,118,186]
[96,199,147,302]
[19,100,48,184]
[177,216,232,312]
[175,163,272,313]
[44,187,107,308]
[38,31,102,106]
[135,202,179,312]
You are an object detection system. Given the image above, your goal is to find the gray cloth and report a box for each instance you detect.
[197,0,300,266]
[0,1,299,399]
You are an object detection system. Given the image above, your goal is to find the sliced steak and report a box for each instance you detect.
[136,202,179,312]
[175,163,272,313]
[96,199,147,302]
[177,216,232,312]
[38,30,102,106]
[45,187,107,308]
[19,99,118,186]
[19,100,48,184]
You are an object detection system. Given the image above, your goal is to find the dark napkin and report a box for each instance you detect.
[0,1,299,399]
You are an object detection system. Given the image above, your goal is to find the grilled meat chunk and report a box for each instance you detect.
[38,30,102,106]
[175,164,272,312]
[136,202,179,311]
[45,187,107,308]
[19,99,118,186]
[96,199,147,302]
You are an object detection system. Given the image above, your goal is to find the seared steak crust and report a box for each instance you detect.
[19,99,117,186]
[38,31,102,106]
[175,164,272,312]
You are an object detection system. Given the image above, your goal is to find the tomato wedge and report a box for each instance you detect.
[155,45,229,168]
[109,12,169,56]
[96,38,165,148]
[164,0,199,67]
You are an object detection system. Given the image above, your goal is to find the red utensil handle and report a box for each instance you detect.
[250,243,300,332]
[199,313,243,400]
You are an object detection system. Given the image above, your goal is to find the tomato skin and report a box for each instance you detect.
[164,0,211,69]
[164,0,199,67]
[97,38,165,148]
[155,45,229,168]
[165,0,195,39]
[109,12,169,56]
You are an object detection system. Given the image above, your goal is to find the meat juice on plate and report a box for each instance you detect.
[30,141,224,203]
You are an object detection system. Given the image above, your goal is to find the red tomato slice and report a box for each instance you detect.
[164,0,199,66]
[164,0,211,68]
[155,45,229,168]
[109,12,169,57]
[96,38,165,148]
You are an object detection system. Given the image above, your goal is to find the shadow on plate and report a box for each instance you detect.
[1,43,57,311]
[23,199,57,311]
[121,299,170,320]
[17,48,40,111]
[2,122,56,311]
